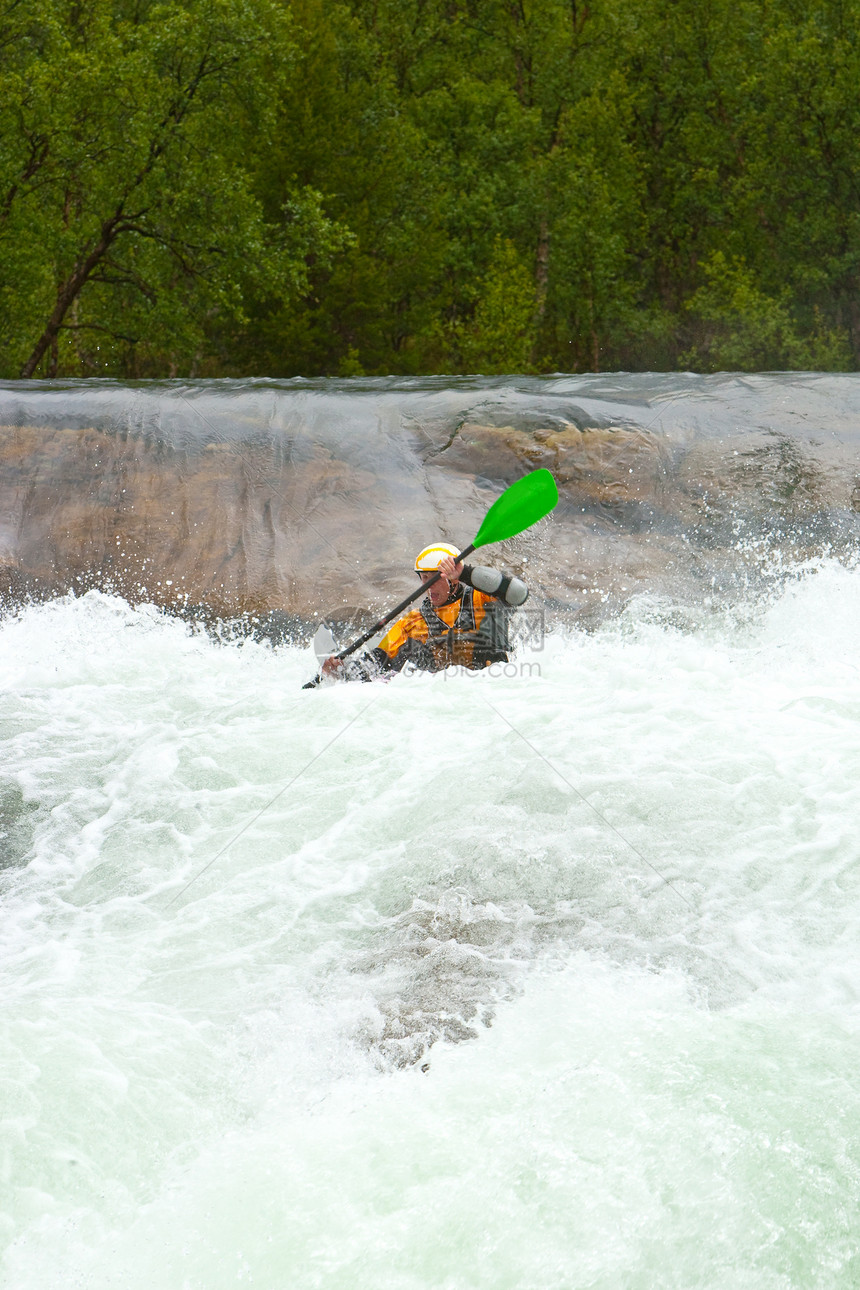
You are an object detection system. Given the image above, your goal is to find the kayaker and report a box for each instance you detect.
[321,542,528,681]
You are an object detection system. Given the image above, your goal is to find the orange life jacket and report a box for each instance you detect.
[377,586,506,671]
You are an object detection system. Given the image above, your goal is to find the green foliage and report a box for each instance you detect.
[4,0,860,375]
[0,0,344,377]
[219,0,442,376]
[682,253,853,371]
[434,237,538,374]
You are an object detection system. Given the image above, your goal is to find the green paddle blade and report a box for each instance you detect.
[472,468,559,550]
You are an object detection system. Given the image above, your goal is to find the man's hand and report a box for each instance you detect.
[321,655,344,677]
[436,555,463,584]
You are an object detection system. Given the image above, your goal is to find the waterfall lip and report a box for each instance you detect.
[3,370,860,444]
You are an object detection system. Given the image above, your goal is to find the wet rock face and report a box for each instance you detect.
[0,424,387,622]
[1,375,859,632]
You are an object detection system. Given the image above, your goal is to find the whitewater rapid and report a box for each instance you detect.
[2,563,860,1288]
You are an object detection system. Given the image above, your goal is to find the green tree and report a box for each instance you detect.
[434,235,537,372]
[8,0,860,378]
[731,0,860,363]
[682,251,853,370]
[219,0,448,376]
[0,0,344,377]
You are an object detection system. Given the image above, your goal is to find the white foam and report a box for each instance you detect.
[2,572,860,1286]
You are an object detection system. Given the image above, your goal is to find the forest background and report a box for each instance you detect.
[3,0,859,380]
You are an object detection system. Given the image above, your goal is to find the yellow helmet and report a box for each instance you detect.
[414,541,460,572]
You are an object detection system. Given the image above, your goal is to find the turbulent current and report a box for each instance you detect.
[4,570,860,1288]
[3,375,860,1288]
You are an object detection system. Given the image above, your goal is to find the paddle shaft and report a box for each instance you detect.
[301,543,475,688]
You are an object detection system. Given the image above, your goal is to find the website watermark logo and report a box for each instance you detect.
[508,608,546,651]
[481,659,542,679]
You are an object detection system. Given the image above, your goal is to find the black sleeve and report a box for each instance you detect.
[342,646,391,683]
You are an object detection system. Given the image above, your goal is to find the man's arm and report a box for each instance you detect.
[321,645,390,682]
[459,564,528,606]
[321,611,429,682]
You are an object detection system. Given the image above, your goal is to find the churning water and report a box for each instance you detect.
[3,557,860,1288]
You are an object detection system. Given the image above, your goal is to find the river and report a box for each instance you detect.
[2,375,860,1288]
